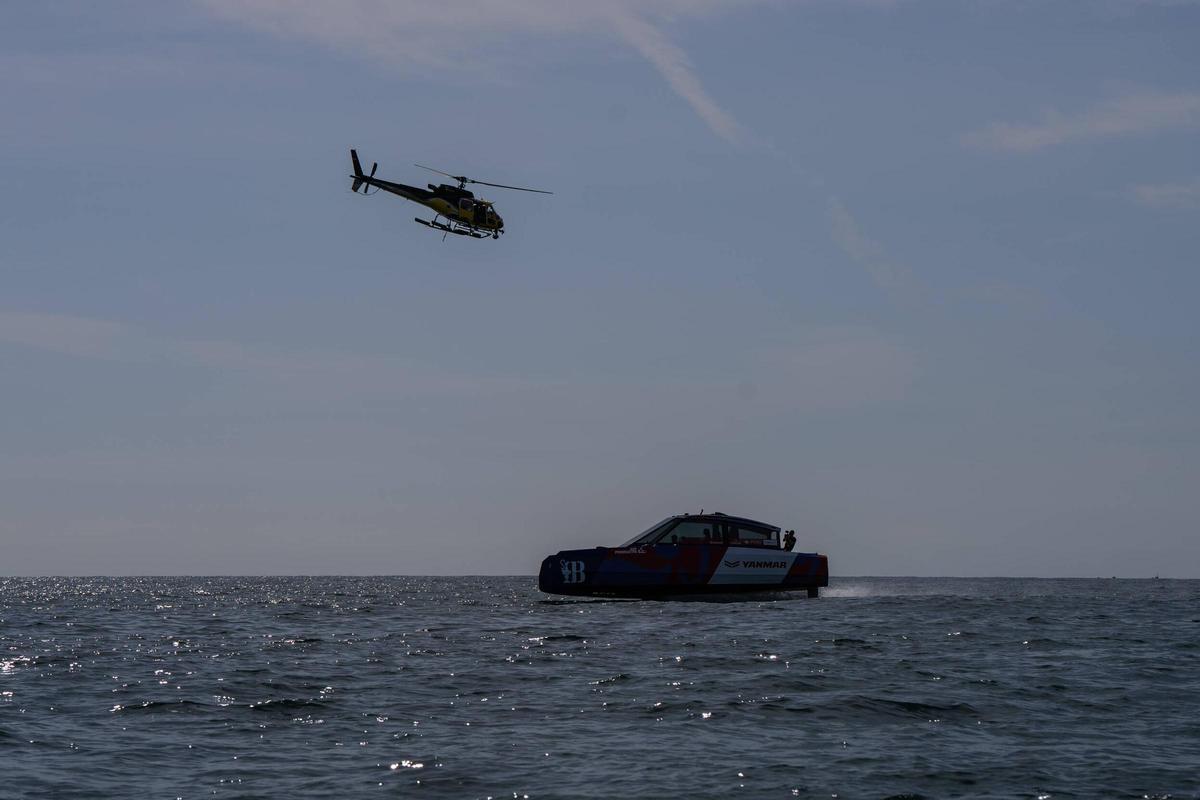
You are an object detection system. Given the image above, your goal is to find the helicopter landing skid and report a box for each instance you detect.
[414,217,488,239]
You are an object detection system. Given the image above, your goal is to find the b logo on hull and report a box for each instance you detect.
[560,560,586,584]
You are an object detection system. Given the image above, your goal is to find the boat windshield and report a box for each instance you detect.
[623,517,782,548]
[619,517,677,547]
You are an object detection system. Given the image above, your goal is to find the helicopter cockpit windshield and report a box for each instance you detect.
[473,201,495,225]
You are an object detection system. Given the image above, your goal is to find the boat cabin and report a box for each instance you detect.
[620,513,782,549]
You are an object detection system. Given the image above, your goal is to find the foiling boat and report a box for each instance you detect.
[538,512,828,598]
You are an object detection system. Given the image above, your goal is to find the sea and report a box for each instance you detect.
[1,577,1197,799]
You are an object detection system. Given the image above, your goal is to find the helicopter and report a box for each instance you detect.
[348,149,551,239]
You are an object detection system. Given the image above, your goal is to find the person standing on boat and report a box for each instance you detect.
[783,529,796,551]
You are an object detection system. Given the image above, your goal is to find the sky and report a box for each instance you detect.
[2,0,1198,577]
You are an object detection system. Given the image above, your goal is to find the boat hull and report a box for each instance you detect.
[538,544,828,598]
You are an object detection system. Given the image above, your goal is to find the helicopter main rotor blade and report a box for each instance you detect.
[467,179,553,194]
[414,164,467,183]
[415,163,552,194]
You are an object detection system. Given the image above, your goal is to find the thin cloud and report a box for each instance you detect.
[198,0,756,143]
[752,325,917,411]
[0,310,527,396]
[606,9,744,143]
[1130,178,1200,208]
[828,198,907,290]
[964,89,1200,152]
[1,310,913,418]
[0,312,133,360]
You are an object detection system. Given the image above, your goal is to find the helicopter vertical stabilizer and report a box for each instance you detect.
[350,149,364,193]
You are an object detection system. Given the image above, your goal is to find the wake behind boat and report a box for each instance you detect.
[537,512,828,598]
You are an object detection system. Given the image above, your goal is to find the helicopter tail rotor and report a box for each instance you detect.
[349,149,378,194]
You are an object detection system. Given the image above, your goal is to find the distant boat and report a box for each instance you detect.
[537,512,829,598]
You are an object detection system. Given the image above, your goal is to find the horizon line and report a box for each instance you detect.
[1,574,1192,580]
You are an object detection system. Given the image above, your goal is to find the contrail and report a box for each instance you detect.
[607,9,745,144]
